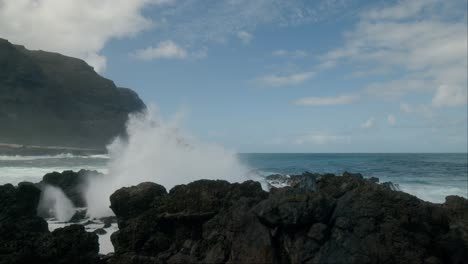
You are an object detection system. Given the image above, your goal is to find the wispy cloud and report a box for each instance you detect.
[400,102,412,113]
[361,117,375,129]
[295,132,351,145]
[148,0,364,44]
[293,95,358,106]
[272,49,308,58]
[132,40,206,60]
[387,114,396,125]
[432,84,467,107]
[237,31,253,44]
[133,40,188,60]
[256,71,315,87]
[319,0,467,107]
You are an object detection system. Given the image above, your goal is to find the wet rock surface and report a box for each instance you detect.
[38,169,103,208]
[0,183,101,264]
[109,173,468,264]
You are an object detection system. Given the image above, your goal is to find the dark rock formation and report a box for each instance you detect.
[342,171,363,179]
[94,228,108,235]
[38,169,103,208]
[0,183,101,264]
[109,174,468,264]
[265,171,322,190]
[0,38,145,149]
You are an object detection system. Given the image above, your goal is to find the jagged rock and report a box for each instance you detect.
[368,176,379,183]
[94,228,107,235]
[110,182,167,227]
[109,174,468,264]
[342,171,363,179]
[39,169,103,208]
[36,225,100,264]
[0,183,101,264]
[69,208,88,223]
[109,180,268,264]
[381,181,400,191]
[266,171,319,190]
[101,216,117,228]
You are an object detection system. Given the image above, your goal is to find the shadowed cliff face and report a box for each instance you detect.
[0,38,145,149]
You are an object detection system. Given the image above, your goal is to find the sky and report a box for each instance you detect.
[0,0,467,153]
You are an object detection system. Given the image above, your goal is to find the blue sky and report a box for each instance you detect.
[1,0,467,152]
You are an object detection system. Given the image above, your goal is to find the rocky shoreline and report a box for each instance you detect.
[1,171,467,263]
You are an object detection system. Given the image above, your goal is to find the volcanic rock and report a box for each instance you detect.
[0,183,101,264]
[109,174,468,264]
[39,169,103,208]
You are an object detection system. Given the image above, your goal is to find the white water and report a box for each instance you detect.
[38,185,76,222]
[85,107,253,218]
[0,166,108,185]
[0,154,109,161]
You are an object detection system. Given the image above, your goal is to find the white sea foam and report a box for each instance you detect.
[85,107,256,218]
[399,184,467,203]
[0,153,109,161]
[0,167,108,185]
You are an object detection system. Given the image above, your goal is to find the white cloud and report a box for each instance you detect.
[295,132,350,145]
[237,31,253,44]
[399,103,435,119]
[0,0,167,72]
[272,49,308,58]
[150,0,359,44]
[361,117,375,129]
[257,71,315,86]
[400,102,412,113]
[387,114,396,125]
[432,85,467,107]
[320,0,467,107]
[133,40,189,60]
[293,95,358,106]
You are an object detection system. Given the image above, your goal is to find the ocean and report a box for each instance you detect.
[1,153,467,203]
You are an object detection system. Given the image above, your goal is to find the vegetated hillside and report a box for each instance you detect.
[0,38,145,149]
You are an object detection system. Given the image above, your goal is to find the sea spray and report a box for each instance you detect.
[85,107,255,218]
[38,185,76,222]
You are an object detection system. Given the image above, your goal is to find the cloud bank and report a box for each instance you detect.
[321,0,467,107]
[0,0,159,72]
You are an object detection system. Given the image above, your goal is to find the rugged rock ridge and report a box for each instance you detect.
[38,169,103,208]
[0,38,145,149]
[109,173,468,264]
[0,182,100,264]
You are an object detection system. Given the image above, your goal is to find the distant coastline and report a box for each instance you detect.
[0,142,106,156]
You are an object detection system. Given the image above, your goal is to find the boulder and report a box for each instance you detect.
[109,174,468,264]
[0,183,101,264]
[266,171,319,190]
[39,169,103,208]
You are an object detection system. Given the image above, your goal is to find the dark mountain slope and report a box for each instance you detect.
[0,38,145,149]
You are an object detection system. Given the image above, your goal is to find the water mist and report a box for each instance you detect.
[85,107,255,218]
[38,185,76,222]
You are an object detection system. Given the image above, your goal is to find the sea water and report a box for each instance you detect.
[0,153,466,203]
[240,153,468,202]
[0,152,466,254]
